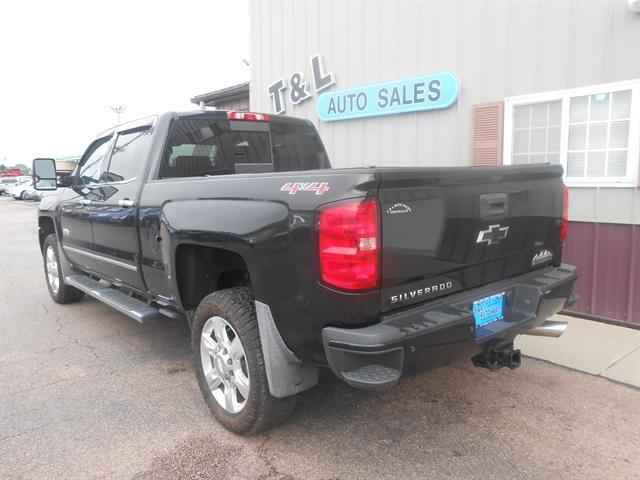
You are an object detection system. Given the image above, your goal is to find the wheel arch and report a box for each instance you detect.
[174,243,253,312]
[38,215,56,253]
[160,198,288,312]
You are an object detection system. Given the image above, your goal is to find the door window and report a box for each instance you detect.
[102,128,151,183]
[77,137,112,185]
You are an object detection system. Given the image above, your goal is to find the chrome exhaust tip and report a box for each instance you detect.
[523,321,568,338]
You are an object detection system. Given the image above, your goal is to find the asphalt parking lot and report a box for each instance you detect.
[1,196,639,480]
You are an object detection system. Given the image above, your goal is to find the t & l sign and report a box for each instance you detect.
[267,55,335,115]
[266,55,459,121]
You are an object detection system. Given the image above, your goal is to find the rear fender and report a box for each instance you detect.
[161,199,320,397]
[160,198,290,306]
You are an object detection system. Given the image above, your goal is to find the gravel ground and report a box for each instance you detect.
[1,197,639,480]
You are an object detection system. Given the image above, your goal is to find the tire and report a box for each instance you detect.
[42,234,85,304]
[192,287,296,434]
[19,191,26,200]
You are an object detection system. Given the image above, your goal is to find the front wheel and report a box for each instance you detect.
[192,287,296,434]
[42,234,84,304]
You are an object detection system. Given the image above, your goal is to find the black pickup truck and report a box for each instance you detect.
[33,109,578,434]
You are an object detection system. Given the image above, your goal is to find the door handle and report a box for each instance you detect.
[118,199,134,207]
[480,193,508,219]
[80,199,92,206]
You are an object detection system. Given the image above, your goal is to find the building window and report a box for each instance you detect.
[512,100,561,165]
[504,80,640,187]
[567,90,631,179]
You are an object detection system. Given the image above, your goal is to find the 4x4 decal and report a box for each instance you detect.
[280,182,330,195]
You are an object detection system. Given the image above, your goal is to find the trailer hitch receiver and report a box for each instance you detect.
[472,344,521,371]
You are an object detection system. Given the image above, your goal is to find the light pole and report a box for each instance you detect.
[110,105,127,124]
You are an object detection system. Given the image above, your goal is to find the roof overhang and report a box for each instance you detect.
[190,82,250,105]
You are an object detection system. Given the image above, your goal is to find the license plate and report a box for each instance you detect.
[472,292,505,327]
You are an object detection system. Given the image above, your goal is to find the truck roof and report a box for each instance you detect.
[98,110,312,138]
[173,109,310,123]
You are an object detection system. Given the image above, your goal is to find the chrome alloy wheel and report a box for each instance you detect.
[200,316,250,414]
[45,245,60,294]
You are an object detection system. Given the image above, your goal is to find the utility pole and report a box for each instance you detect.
[110,105,127,124]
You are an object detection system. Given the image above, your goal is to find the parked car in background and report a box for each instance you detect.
[0,177,20,195]
[8,181,35,200]
[24,185,42,201]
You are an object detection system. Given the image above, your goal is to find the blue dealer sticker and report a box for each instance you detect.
[316,71,459,122]
[472,292,505,328]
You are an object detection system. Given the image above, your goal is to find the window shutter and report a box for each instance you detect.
[471,101,504,165]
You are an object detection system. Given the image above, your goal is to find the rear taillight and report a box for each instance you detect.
[227,111,270,122]
[318,198,379,291]
[560,184,569,243]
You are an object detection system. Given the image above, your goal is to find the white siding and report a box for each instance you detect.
[213,97,250,112]
[249,0,640,224]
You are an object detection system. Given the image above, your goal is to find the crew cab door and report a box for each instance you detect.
[58,135,114,270]
[89,126,152,291]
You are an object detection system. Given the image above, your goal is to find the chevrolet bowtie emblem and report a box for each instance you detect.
[476,224,509,245]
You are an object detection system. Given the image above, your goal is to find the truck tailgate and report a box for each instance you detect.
[378,164,565,312]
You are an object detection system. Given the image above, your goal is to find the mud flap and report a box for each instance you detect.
[255,300,319,398]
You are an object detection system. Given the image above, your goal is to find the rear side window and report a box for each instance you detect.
[102,128,151,182]
[270,121,330,171]
[159,119,272,178]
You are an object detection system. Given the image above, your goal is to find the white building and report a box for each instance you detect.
[198,0,640,326]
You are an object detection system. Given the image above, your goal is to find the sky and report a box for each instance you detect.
[0,0,249,167]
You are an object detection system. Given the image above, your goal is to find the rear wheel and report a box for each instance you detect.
[192,287,296,434]
[42,234,84,304]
